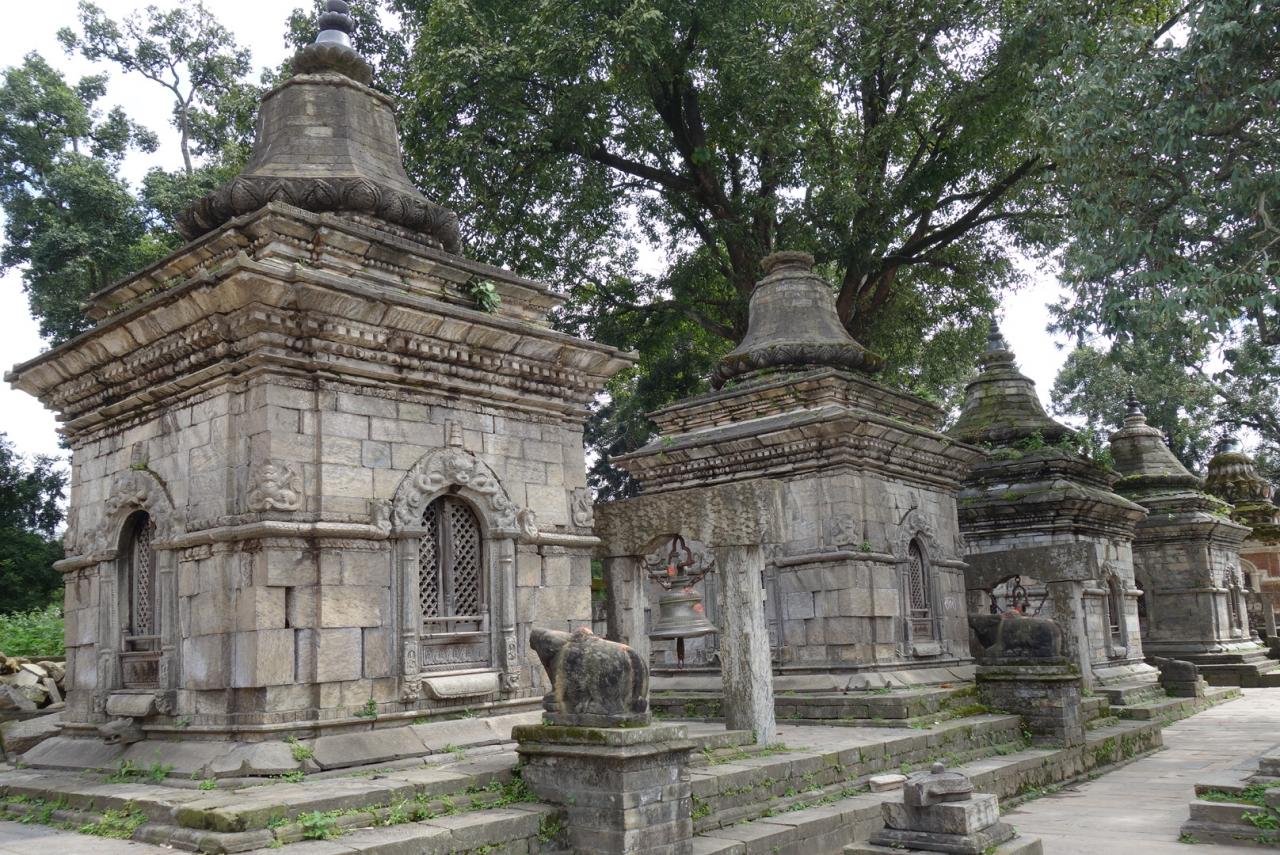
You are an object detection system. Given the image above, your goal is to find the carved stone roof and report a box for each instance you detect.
[949,327,1073,447]
[711,252,882,389]
[1109,393,1242,534]
[1205,438,1280,529]
[177,1,461,252]
[1109,392,1200,491]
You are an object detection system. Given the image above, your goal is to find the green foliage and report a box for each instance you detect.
[0,605,63,657]
[1049,0,1280,456]
[299,810,341,840]
[198,778,217,791]
[80,805,147,838]
[356,698,379,719]
[57,1,255,176]
[286,736,314,762]
[0,54,161,342]
[391,0,1166,492]
[278,770,306,784]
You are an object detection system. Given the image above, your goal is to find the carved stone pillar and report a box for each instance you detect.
[603,556,648,665]
[715,545,776,745]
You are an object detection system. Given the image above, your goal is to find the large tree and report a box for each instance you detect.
[0,53,162,341]
[1048,0,1280,461]
[0,434,65,614]
[389,0,1170,493]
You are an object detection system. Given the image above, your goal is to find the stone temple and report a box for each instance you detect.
[5,5,630,757]
[598,251,985,693]
[0,4,1274,854]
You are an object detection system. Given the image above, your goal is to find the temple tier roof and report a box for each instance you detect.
[177,1,461,253]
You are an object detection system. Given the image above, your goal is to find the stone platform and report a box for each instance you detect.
[0,706,1164,853]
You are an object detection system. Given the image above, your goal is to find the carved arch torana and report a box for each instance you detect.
[93,469,182,716]
[894,506,945,653]
[391,447,530,702]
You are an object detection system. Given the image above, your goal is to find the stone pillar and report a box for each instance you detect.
[515,722,694,854]
[976,664,1084,747]
[603,555,649,665]
[716,544,777,745]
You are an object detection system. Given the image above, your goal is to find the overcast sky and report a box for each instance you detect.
[0,0,1073,465]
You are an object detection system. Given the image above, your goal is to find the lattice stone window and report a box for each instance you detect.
[419,496,485,634]
[120,511,160,688]
[1106,578,1124,642]
[906,540,935,641]
[1228,580,1243,630]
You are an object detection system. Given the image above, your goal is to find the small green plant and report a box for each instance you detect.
[538,813,565,843]
[175,716,191,728]
[198,778,217,791]
[1244,809,1280,831]
[286,735,314,762]
[355,698,378,719]
[1178,832,1199,844]
[299,810,341,840]
[691,796,712,820]
[104,760,138,783]
[147,761,173,783]
[859,540,874,552]
[80,805,147,839]
[465,279,501,313]
[442,743,466,758]
[278,770,306,784]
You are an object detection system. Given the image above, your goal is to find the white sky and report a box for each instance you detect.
[0,0,1072,465]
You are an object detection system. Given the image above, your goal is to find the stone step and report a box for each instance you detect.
[1181,797,1280,849]
[690,716,1025,827]
[1113,685,1240,723]
[1084,715,1121,731]
[1080,695,1111,723]
[655,685,980,723]
[1095,680,1163,707]
[689,719,1163,855]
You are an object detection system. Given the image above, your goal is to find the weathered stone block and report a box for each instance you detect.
[315,628,363,682]
[232,629,296,687]
[319,586,383,628]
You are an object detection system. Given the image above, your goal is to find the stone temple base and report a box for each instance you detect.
[18,710,539,778]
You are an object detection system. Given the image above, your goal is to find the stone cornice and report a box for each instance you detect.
[617,404,984,493]
[649,368,945,434]
[7,219,634,433]
[81,204,562,323]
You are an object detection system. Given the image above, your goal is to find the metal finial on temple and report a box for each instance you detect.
[1125,386,1142,417]
[985,321,1008,353]
[315,0,355,47]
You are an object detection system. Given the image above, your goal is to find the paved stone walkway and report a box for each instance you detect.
[1005,687,1280,854]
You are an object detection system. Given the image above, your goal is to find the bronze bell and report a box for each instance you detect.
[647,535,718,666]
[650,588,717,641]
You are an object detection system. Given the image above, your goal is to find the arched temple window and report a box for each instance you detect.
[906,540,934,641]
[1106,578,1124,643]
[419,496,486,635]
[1228,580,1243,632]
[119,511,160,688]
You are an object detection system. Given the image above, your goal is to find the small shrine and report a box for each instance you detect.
[949,329,1152,687]
[1205,439,1280,657]
[5,1,631,761]
[597,251,984,690]
[1109,396,1274,685]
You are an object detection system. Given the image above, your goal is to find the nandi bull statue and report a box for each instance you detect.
[529,627,651,727]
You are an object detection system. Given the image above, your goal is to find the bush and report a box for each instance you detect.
[0,604,65,657]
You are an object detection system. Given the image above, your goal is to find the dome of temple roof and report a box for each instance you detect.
[177,1,460,253]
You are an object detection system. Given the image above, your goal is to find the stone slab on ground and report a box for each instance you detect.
[0,713,60,758]
[844,837,1042,855]
[0,820,173,854]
